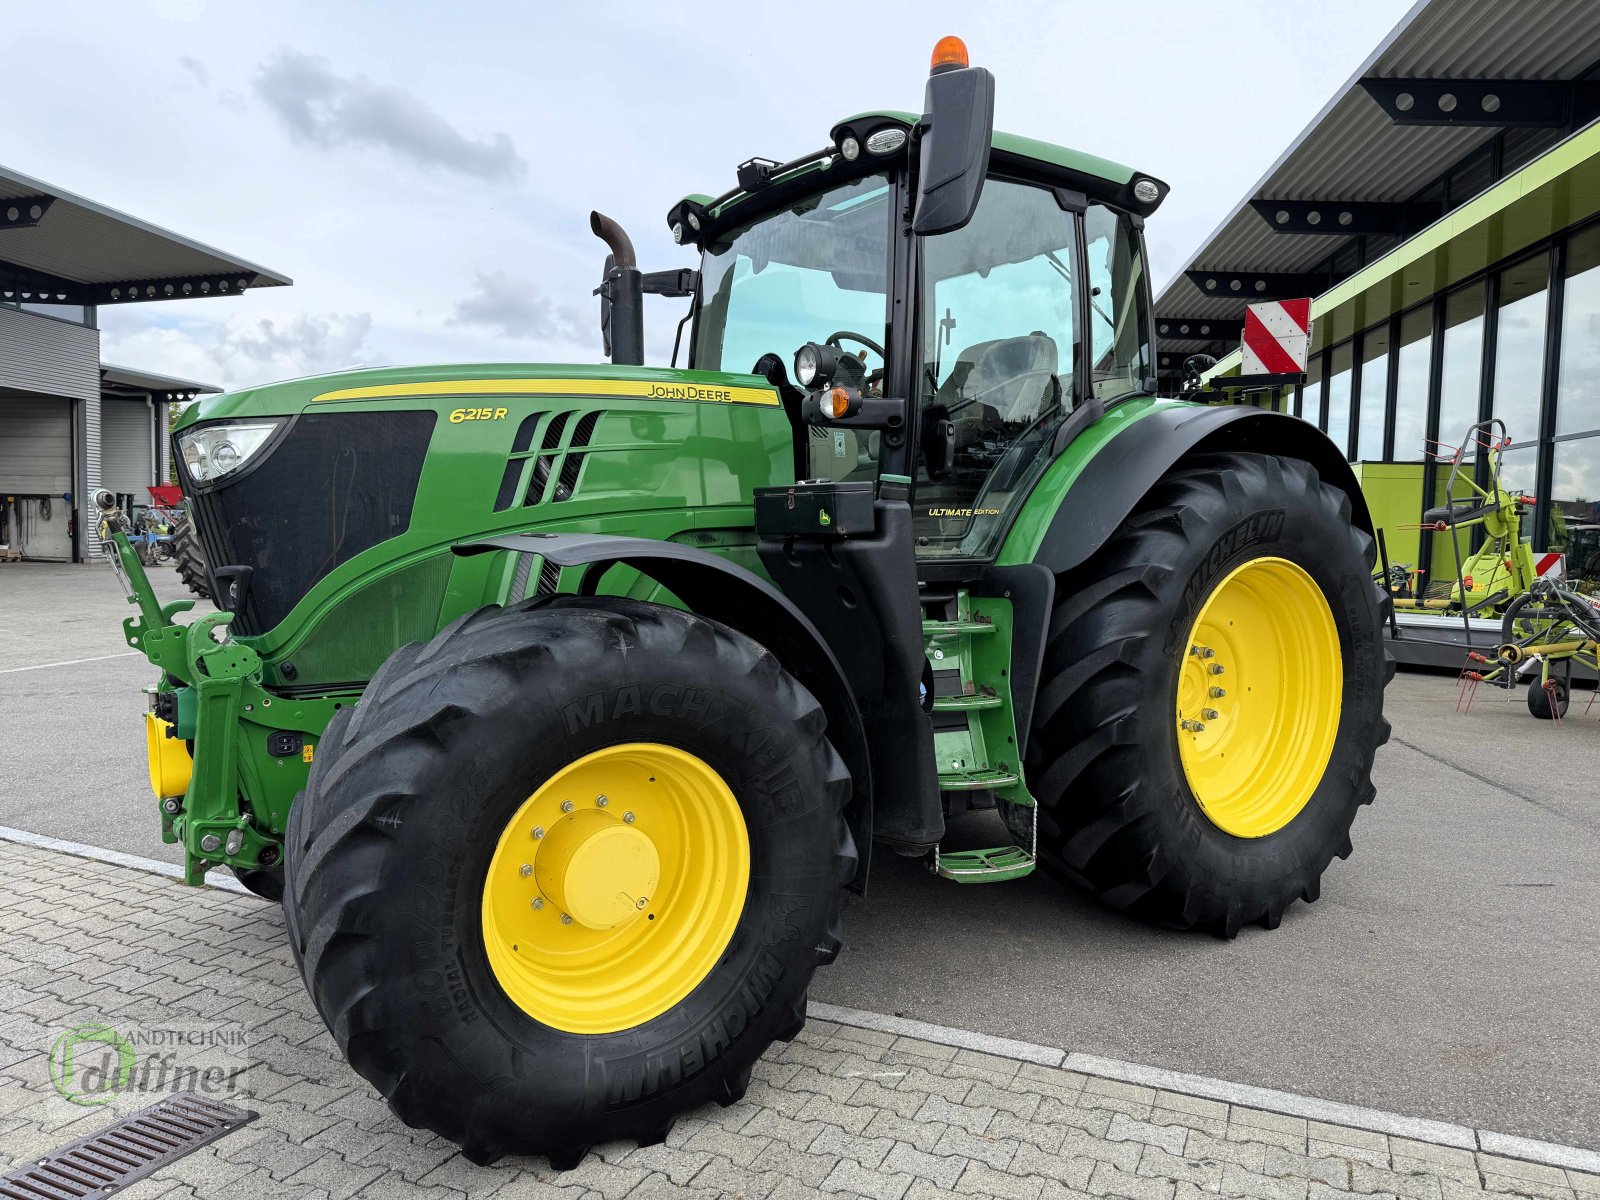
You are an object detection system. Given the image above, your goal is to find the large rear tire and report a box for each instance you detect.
[283,596,853,1166]
[170,513,212,602]
[1017,451,1390,936]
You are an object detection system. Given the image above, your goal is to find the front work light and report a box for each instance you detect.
[794,342,842,390]
[179,420,283,485]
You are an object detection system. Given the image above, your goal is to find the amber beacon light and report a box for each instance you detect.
[930,35,969,73]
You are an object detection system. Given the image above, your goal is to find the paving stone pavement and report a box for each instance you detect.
[0,840,1595,1200]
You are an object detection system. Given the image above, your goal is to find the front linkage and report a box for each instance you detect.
[101,498,342,886]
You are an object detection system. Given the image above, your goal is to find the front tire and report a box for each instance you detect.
[170,513,212,602]
[1528,677,1569,719]
[1020,452,1390,936]
[283,596,853,1166]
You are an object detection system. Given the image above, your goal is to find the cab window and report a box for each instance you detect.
[914,179,1080,559]
[1084,203,1153,401]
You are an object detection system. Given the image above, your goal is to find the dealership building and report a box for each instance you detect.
[0,165,287,562]
[1156,0,1600,588]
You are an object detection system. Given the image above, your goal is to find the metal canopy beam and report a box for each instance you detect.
[1155,317,1243,344]
[0,195,53,231]
[0,259,86,304]
[1360,77,1600,128]
[1248,198,1443,237]
[1184,270,1329,302]
[91,271,262,305]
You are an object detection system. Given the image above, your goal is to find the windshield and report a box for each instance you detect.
[693,174,891,382]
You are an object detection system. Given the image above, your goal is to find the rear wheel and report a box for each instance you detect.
[1527,677,1569,719]
[170,513,211,601]
[1020,452,1390,936]
[283,596,853,1166]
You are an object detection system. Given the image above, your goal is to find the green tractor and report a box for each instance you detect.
[98,39,1390,1167]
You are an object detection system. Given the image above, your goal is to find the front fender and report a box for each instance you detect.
[1007,401,1371,576]
[454,533,873,892]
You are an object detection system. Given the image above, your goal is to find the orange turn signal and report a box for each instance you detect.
[930,35,969,73]
[825,387,853,419]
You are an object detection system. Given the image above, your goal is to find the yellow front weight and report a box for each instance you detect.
[145,712,193,801]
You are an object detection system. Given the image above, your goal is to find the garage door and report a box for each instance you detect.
[0,396,73,560]
[101,400,154,500]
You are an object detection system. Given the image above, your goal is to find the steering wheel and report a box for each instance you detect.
[825,330,886,360]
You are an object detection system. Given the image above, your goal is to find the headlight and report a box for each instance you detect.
[795,344,821,388]
[178,420,283,484]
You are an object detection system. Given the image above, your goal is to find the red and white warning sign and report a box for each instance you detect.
[1240,298,1313,375]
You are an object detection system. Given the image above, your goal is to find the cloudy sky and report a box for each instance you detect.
[9,0,1414,390]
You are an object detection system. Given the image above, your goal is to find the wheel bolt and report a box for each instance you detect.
[532,898,544,910]
[519,863,532,877]
[1210,687,1227,698]
[596,795,608,807]
[1202,708,1220,721]
[560,913,573,926]
[1209,664,1225,675]
[635,897,647,910]
[623,812,636,824]
[560,800,574,813]
[531,826,544,839]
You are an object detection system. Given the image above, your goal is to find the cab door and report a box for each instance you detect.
[911,178,1084,562]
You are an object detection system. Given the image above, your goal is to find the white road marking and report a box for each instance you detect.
[0,651,140,674]
[0,823,252,896]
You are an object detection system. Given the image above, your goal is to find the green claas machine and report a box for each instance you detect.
[96,39,1390,1167]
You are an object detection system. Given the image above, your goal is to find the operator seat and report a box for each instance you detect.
[933,333,1061,444]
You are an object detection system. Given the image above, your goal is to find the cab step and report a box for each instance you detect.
[931,692,1004,713]
[937,765,1021,791]
[933,845,1036,883]
[921,618,996,638]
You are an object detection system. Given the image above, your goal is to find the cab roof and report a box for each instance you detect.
[672,109,1162,240]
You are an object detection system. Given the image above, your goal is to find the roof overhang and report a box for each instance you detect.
[1205,119,1600,377]
[0,164,291,308]
[101,363,221,401]
[1154,0,1600,373]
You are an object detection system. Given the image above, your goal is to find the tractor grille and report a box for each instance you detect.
[492,410,603,512]
[0,1092,254,1199]
[270,552,453,689]
[182,410,436,634]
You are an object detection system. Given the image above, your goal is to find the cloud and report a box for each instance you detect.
[450,271,589,342]
[253,50,525,183]
[178,56,208,87]
[101,310,375,391]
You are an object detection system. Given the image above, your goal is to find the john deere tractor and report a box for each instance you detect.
[98,39,1389,1167]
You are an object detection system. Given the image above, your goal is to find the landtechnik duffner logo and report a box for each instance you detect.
[48,1022,251,1106]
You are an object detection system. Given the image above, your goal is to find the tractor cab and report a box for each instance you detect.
[658,38,1166,575]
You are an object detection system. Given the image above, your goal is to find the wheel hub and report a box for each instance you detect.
[1174,556,1342,839]
[534,809,659,930]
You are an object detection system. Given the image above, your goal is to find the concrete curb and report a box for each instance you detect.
[811,1001,1600,1175]
[3,828,1593,1178]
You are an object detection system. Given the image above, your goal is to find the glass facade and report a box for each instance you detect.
[1285,210,1600,563]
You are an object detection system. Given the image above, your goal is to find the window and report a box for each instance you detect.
[915,179,1080,559]
[1436,286,1485,448]
[694,174,890,380]
[10,300,89,325]
[1391,307,1433,461]
[1555,224,1600,437]
[1489,253,1549,443]
[1299,355,1322,423]
[1551,434,1600,590]
[1083,204,1152,400]
[1355,326,1389,461]
[1324,343,1353,456]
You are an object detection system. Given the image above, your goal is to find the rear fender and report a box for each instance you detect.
[1027,404,1371,576]
[454,534,873,892]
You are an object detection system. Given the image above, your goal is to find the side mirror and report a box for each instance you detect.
[597,252,616,358]
[1182,353,1218,391]
[912,41,995,237]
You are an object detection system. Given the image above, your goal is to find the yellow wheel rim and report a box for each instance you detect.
[1175,556,1342,838]
[481,743,750,1034]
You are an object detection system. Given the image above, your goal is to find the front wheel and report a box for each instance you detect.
[283,596,853,1166]
[1528,677,1569,719]
[1019,451,1390,936]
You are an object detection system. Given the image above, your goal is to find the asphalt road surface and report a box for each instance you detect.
[1,562,1596,1149]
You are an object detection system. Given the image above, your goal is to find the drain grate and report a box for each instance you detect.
[0,1091,256,1199]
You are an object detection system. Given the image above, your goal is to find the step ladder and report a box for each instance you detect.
[924,594,1037,883]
